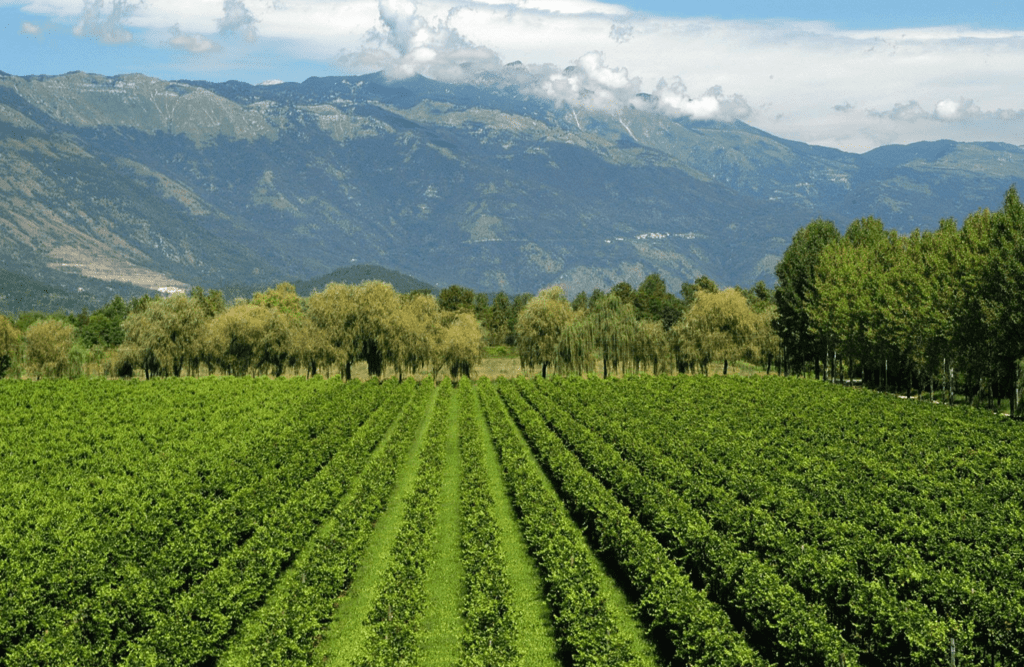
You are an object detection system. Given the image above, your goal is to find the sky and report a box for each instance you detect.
[2,0,1022,153]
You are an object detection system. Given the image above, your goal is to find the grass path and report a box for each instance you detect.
[486,380,662,667]
[419,386,467,664]
[317,383,438,666]
[471,384,562,667]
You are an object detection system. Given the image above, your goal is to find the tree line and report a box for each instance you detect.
[2,184,1020,415]
[0,282,486,382]
[774,186,1024,417]
[0,274,778,382]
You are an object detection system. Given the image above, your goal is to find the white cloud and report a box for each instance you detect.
[6,0,1024,150]
[166,23,221,52]
[218,0,258,41]
[20,21,41,33]
[340,0,503,82]
[72,0,138,43]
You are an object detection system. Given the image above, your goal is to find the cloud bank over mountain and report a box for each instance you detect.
[3,0,1023,151]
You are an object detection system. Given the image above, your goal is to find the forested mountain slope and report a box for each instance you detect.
[2,69,1022,310]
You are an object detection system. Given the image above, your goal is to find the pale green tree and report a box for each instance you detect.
[393,293,442,381]
[25,318,76,379]
[440,312,485,381]
[634,318,671,375]
[516,286,573,378]
[587,293,637,378]
[307,283,359,379]
[672,288,758,375]
[0,314,20,377]
[555,313,595,376]
[355,281,402,378]
[120,294,205,377]
[290,317,336,377]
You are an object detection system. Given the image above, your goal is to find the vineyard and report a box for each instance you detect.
[1,375,1022,666]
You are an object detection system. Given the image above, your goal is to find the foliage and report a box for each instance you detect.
[0,313,20,377]
[441,312,485,381]
[120,293,206,377]
[24,318,77,378]
[672,288,759,375]
[515,286,573,378]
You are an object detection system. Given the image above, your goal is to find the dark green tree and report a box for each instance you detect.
[774,218,841,377]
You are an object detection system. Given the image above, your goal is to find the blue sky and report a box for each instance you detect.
[2,0,1022,151]
[624,0,1016,29]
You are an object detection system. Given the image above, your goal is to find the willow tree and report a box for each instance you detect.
[355,281,402,378]
[307,283,359,379]
[393,293,442,381]
[555,313,595,376]
[203,304,292,377]
[634,319,671,375]
[516,286,573,379]
[587,293,637,378]
[0,314,20,377]
[749,305,783,374]
[290,317,336,378]
[120,294,205,377]
[25,319,76,379]
[673,288,758,375]
[441,312,485,381]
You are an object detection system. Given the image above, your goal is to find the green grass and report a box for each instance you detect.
[419,388,467,664]
[471,385,562,667]
[485,345,519,359]
[485,381,661,667]
[317,385,438,666]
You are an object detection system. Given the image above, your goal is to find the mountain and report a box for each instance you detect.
[2,68,1022,311]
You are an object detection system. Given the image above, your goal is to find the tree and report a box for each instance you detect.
[487,292,514,346]
[120,294,205,377]
[672,289,758,375]
[680,275,718,312]
[393,293,442,381]
[634,319,671,375]
[251,283,301,318]
[25,319,76,378]
[290,316,336,378]
[354,281,402,378]
[587,293,637,378]
[204,303,292,377]
[439,284,475,313]
[610,281,635,305]
[79,296,129,348]
[774,218,841,377]
[516,286,573,378]
[307,283,359,379]
[0,314,22,377]
[969,186,1024,414]
[555,313,595,376]
[441,312,485,381]
[635,273,682,329]
[189,287,226,319]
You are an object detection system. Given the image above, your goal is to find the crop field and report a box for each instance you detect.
[1,375,1022,666]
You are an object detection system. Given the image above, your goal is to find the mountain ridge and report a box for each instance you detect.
[2,69,1022,311]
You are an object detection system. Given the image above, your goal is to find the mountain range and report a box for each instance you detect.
[2,67,1023,312]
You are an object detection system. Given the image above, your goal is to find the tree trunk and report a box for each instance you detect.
[723,358,728,376]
